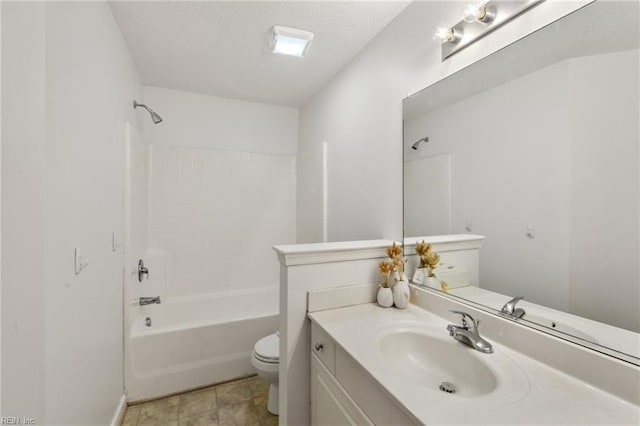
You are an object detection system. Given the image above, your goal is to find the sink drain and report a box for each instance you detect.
[439,381,456,394]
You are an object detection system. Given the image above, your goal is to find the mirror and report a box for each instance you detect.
[403,1,639,363]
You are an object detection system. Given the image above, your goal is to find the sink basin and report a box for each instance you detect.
[522,314,598,344]
[380,331,497,397]
[376,324,530,403]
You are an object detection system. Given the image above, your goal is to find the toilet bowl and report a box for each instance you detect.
[251,332,279,415]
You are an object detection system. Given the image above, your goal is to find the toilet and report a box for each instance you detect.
[251,332,279,415]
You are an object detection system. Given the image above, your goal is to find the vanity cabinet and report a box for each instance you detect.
[310,323,417,425]
[311,354,372,425]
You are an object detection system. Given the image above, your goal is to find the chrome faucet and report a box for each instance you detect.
[501,296,526,319]
[446,310,493,354]
[139,296,161,306]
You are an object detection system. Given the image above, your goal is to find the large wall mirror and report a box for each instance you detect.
[403,0,639,363]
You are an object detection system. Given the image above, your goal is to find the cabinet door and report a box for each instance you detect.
[311,353,372,426]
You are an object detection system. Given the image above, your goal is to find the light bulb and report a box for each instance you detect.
[432,27,462,44]
[461,2,495,24]
[461,3,481,23]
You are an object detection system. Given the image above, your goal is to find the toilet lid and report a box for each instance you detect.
[254,333,279,361]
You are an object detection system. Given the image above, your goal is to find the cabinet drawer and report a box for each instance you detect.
[311,322,336,374]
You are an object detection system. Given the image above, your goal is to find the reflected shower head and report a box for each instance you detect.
[411,136,429,150]
[133,100,163,124]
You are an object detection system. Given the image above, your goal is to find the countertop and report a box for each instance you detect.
[308,303,640,425]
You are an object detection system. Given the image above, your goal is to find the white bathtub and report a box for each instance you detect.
[125,287,279,401]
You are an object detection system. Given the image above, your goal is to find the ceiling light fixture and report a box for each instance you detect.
[272,25,314,57]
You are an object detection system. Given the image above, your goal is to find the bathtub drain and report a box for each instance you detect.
[145,317,152,327]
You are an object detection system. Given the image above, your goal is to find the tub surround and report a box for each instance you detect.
[308,299,639,425]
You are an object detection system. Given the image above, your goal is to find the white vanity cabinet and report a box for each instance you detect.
[310,353,372,425]
[310,322,417,426]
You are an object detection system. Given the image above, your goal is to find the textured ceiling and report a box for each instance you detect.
[109,1,410,107]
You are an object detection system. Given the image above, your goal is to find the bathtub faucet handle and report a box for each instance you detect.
[138,259,149,282]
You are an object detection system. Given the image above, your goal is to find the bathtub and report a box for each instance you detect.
[125,287,279,401]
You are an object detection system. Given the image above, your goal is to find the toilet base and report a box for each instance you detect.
[267,383,279,415]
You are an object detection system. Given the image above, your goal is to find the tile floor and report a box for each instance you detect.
[121,375,277,426]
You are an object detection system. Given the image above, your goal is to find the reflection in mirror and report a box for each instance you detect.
[403,1,639,363]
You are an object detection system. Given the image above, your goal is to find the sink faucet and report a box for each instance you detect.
[139,296,161,306]
[501,296,526,319]
[446,310,493,354]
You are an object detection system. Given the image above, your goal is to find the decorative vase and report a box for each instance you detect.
[393,280,410,309]
[387,270,400,289]
[377,286,394,308]
[412,267,429,285]
[427,275,440,289]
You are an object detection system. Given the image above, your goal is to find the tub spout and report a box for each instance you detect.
[140,296,161,306]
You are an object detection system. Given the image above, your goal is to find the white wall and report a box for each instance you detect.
[142,86,298,155]
[297,0,591,243]
[1,2,46,421]
[2,1,142,423]
[44,2,142,423]
[568,49,639,332]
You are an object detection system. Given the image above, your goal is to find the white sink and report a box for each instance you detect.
[376,321,530,403]
[379,331,497,396]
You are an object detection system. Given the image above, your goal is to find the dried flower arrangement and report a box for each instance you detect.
[378,261,393,288]
[378,242,404,287]
[415,241,440,277]
[386,242,405,275]
[386,242,402,260]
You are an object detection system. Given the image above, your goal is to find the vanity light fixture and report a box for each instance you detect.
[437,0,544,61]
[271,25,314,57]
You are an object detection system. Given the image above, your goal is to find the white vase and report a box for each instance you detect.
[412,267,428,285]
[427,276,440,289]
[377,287,393,308]
[387,270,400,289]
[393,280,410,309]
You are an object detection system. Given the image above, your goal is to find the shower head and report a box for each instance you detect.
[133,100,163,124]
[411,136,429,150]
